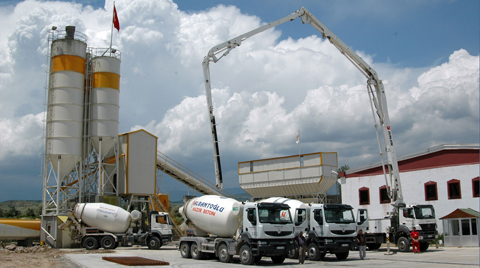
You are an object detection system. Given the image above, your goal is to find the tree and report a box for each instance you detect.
[335,165,350,204]
[0,207,4,217]
[25,208,36,218]
[5,205,20,218]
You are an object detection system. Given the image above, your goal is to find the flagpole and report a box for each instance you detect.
[109,1,115,49]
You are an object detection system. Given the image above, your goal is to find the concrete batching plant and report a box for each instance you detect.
[41,26,124,248]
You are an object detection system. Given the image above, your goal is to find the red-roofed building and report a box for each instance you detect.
[340,144,479,236]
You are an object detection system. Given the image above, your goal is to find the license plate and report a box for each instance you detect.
[341,244,349,247]
[277,246,284,249]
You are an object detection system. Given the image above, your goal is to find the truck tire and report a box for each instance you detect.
[190,242,204,260]
[239,245,254,265]
[367,243,382,250]
[335,251,349,260]
[287,247,299,259]
[83,237,99,250]
[100,236,116,250]
[147,236,162,250]
[218,244,232,263]
[397,237,410,252]
[180,242,191,258]
[420,242,429,252]
[271,255,286,264]
[307,243,322,261]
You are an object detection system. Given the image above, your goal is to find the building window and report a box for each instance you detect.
[452,219,460,236]
[249,162,253,172]
[359,187,370,205]
[447,179,462,199]
[379,185,390,204]
[473,177,479,198]
[424,181,438,201]
[472,219,478,235]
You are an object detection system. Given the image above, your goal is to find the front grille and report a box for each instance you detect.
[331,230,355,235]
[265,231,293,237]
[419,223,436,231]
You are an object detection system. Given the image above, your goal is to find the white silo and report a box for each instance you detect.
[46,26,86,179]
[90,54,121,158]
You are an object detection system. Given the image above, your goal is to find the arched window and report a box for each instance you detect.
[447,179,462,200]
[424,181,438,201]
[379,185,391,204]
[359,187,370,205]
[472,177,479,198]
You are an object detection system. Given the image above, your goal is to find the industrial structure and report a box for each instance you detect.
[40,26,232,248]
[238,152,338,203]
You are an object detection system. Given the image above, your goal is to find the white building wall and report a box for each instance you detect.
[341,163,479,234]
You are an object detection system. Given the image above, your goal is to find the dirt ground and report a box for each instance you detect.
[0,244,113,268]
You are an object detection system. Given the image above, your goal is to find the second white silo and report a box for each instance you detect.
[90,54,121,157]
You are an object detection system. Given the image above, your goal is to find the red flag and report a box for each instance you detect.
[113,5,120,32]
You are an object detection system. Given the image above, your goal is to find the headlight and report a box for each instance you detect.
[258,241,267,245]
[324,239,333,243]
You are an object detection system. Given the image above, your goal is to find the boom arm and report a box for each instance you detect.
[202,7,403,204]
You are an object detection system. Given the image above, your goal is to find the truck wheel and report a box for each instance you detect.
[180,242,191,258]
[420,242,429,252]
[147,236,162,250]
[307,243,321,261]
[83,237,99,250]
[190,242,204,260]
[287,247,299,259]
[367,243,382,250]
[335,251,349,260]
[239,245,254,265]
[271,255,286,264]
[218,244,232,263]
[397,237,410,252]
[100,236,116,250]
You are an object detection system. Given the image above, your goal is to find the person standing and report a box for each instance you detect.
[298,231,306,264]
[356,229,366,260]
[410,227,420,253]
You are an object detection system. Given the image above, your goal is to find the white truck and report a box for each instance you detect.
[356,204,438,252]
[178,195,295,265]
[262,197,356,261]
[64,203,174,250]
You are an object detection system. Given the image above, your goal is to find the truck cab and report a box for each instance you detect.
[240,202,295,263]
[149,211,174,247]
[303,204,357,261]
[357,204,438,252]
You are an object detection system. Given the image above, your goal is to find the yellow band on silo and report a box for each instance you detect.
[51,55,86,74]
[93,72,120,90]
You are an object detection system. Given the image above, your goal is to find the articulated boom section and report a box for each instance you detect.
[203,7,402,200]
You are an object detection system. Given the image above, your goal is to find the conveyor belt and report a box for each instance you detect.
[156,151,235,199]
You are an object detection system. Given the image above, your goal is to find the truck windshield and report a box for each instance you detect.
[325,208,355,224]
[258,207,292,224]
[414,205,436,219]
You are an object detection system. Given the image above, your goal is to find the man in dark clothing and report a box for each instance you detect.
[298,231,306,264]
[356,229,366,260]
[410,227,420,253]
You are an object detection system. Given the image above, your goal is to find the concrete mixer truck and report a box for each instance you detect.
[178,195,295,265]
[261,197,357,261]
[63,203,174,250]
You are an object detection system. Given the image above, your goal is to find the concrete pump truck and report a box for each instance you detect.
[201,6,438,255]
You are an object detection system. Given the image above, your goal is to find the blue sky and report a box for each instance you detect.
[0,0,478,201]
